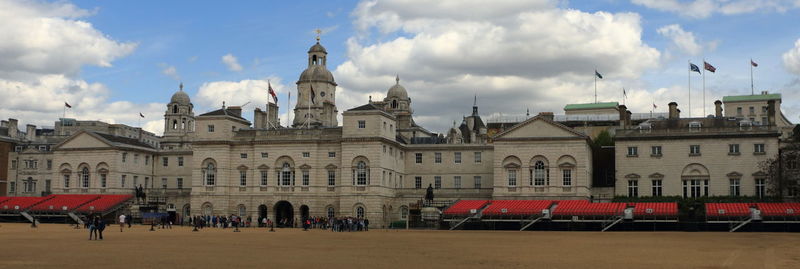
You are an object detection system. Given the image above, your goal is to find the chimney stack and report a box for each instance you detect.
[538,112,554,121]
[1,120,7,127]
[227,106,242,117]
[26,124,36,141]
[618,105,628,128]
[8,118,18,139]
[767,100,776,126]
[714,100,723,118]
[626,111,632,127]
[668,102,679,119]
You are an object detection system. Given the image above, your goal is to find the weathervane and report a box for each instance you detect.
[315,28,322,42]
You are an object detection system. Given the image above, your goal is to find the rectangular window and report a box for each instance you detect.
[302,170,309,186]
[178,157,184,166]
[651,146,662,156]
[260,171,268,186]
[454,176,462,189]
[134,154,139,164]
[729,178,740,196]
[328,152,336,158]
[690,145,701,155]
[240,153,247,159]
[11,160,16,169]
[508,170,517,186]
[100,174,107,188]
[328,170,336,186]
[755,178,766,198]
[9,182,15,193]
[133,176,139,187]
[161,178,167,189]
[682,180,705,198]
[358,120,366,129]
[627,146,638,156]
[754,144,765,154]
[208,125,215,132]
[434,176,442,189]
[652,179,662,197]
[261,152,268,158]
[302,152,310,158]
[122,153,127,163]
[121,175,126,188]
[627,180,638,197]
[749,106,755,115]
[415,153,422,164]
[434,152,442,163]
[45,180,51,192]
[240,170,247,186]
[562,169,572,186]
[47,160,52,170]
[736,107,742,116]
[474,176,482,189]
[63,174,70,188]
[415,176,422,189]
[474,152,482,163]
[177,178,183,189]
[729,144,740,154]
[162,157,168,167]
[454,152,462,163]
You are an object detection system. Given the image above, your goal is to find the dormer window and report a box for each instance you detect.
[688,121,702,132]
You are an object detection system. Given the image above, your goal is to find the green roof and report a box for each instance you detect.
[564,102,619,110]
[722,93,781,102]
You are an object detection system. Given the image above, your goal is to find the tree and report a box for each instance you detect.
[758,126,800,201]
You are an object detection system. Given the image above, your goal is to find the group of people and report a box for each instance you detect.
[87,215,106,240]
[328,217,369,232]
[190,215,248,229]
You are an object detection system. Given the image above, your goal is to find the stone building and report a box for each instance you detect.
[2,38,795,227]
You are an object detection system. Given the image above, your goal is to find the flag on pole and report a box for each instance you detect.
[310,85,316,104]
[268,82,278,103]
[704,61,716,73]
[65,102,72,108]
[653,103,657,109]
[690,63,701,74]
[595,70,603,79]
[751,59,758,67]
[623,88,627,98]
[139,113,145,118]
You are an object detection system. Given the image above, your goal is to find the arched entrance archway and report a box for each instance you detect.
[300,205,310,221]
[258,204,268,226]
[274,201,293,227]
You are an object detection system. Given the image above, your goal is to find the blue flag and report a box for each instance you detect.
[595,70,603,79]
[690,63,701,74]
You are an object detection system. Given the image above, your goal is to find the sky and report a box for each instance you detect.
[1,0,800,135]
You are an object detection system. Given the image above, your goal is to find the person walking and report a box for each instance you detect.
[97,218,106,240]
[119,214,126,232]
[88,216,98,240]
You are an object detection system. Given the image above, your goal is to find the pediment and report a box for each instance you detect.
[55,132,112,149]
[493,116,586,140]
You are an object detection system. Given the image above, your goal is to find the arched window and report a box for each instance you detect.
[327,207,335,218]
[181,118,186,130]
[81,167,90,188]
[205,163,216,185]
[173,105,178,113]
[172,120,178,130]
[202,203,213,216]
[238,205,246,216]
[24,177,35,193]
[312,55,317,65]
[400,206,409,220]
[281,163,292,186]
[356,206,365,218]
[533,161,546,186]
[356,161,367,186]
[392,99,398,109]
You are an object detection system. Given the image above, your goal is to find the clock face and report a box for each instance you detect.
[320,91,326,97]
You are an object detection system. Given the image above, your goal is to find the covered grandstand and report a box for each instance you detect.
[0,194,133,224]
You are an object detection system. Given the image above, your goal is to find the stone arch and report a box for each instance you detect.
[201,202,213,216]
[352,156,370,186]
[182,204,191,218]
[77,163,90,189]
[237,204,247,216]
[274,155,295,168]
[201,158,218,186]
[95,162,110,173]
[353,203,366,218]
[529,155,550,186]
[681,163,710,177]
[556,155,577,168]
[325,204,335,218]
[502,155,522,168]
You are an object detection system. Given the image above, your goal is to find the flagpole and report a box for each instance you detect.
[688,60,691,118]
[702,60,706,116]
[594,71,597,103]
[288,92,291,127]
[750,59,754,95]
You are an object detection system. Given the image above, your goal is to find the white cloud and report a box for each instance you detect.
[783,38,800,75]
[222,53,243,72]
[336,0,661,132]
[159,63,180,80]
[195,76,292,125]
[657,24,703,56]
[0,1,170,134]
[632,0,800,19]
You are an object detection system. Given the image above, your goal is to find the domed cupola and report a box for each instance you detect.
[293,36,339,128]
[170,89,191,105]
[387,75,408,100]
[298,39,336,85]
[164,83,195,136]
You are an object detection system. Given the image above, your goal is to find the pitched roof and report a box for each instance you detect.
[564,102,619,110]
[199,108,247,120]
[492,115,588,139]
[93,132,155,149]
[722,93,781,102]
[347,103,382,111]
